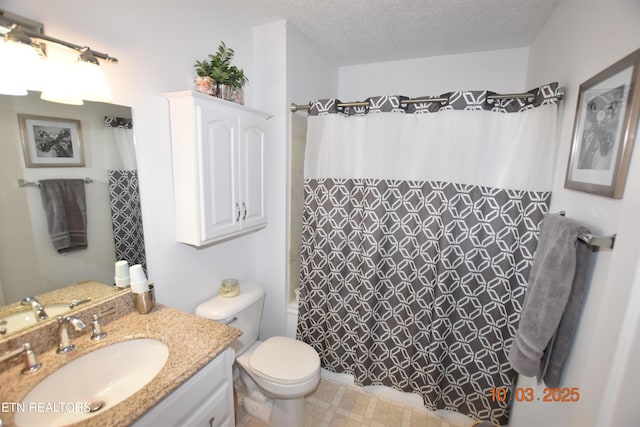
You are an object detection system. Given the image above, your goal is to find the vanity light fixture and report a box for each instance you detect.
[0,25,46,95]
[0,9,118,104]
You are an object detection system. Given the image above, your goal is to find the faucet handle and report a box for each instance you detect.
[90,307,115,341]
[21,343,42,374]
[69,297,91,309]
[0,343,41,374]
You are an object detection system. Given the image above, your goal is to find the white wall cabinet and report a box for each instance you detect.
[166,91,270,246]
[132,348,235,427]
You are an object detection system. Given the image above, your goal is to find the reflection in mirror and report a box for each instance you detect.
[0,281,126,338]
[0,92,145,338]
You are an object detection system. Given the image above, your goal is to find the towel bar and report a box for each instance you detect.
[555,211,615,250]
[579,233,616,250]
[18,178,94,188]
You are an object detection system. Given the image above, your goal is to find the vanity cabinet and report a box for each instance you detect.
[132,347,236,427]
[165,91,270,246]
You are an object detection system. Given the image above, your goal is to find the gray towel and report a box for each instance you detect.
[508,214,592,384]
[39,179,88,253]
[541,237,592,387]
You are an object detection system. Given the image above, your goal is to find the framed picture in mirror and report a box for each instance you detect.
[18,114,85,167]
[564,48,640,198]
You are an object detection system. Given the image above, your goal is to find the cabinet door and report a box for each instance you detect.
[238,113,266,231]
[131,348,235,427]
[178,384,234,427]
[199,103,241,242]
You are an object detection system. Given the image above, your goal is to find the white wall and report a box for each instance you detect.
[511,1,640,426]
[0,0,261,312]
[338,47,530,100]
[253,20,338,339]
[253,21,288,339]
[601,256,640,426]
[286,24,339,113]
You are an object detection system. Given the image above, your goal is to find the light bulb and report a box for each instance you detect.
[40,53,83,105]
[74,48,113,103]
[0,34,46,95]
[0,38,28,95]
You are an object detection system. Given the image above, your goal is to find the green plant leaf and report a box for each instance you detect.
[193,41,248,88]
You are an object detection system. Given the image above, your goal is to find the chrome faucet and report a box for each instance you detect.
[56,315,86,353]
[21,296,49,321]
[0,342,41,374]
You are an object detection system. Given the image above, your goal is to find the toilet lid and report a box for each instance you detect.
[249,337,320,384]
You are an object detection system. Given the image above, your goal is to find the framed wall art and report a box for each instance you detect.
[18,114,85,168]
[565,48,640,198]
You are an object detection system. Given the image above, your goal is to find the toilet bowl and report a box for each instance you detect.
[195,283,320,427]
[238,337,320,398]
[236,337,320,425]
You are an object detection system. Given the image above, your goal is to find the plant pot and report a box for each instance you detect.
[216,83,235,101]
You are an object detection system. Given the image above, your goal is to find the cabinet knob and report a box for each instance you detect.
[242,202,247,220]
[208,416,215,427]
[235,203,241,222]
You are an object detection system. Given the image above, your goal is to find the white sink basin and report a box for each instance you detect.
[15,338,169,427]
[0,304,72,335]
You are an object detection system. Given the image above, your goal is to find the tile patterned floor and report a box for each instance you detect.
[235,376,472,427]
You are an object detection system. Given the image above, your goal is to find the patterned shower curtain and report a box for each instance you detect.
[108,170,146,271]
[296,83,559,425]
[104,117,146,272]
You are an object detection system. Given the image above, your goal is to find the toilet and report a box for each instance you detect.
[195,283,320,427]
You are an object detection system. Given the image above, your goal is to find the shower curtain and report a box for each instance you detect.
[108,169,146,271]
[105,117,146,271]
[296,83,559,425]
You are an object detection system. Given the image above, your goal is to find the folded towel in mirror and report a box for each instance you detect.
[39,179,88,253]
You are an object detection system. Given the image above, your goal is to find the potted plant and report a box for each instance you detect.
[194,41,248,102]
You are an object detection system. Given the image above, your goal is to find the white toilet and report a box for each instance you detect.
[195,283,320,427]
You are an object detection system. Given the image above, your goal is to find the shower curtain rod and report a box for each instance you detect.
[290,87,566,112]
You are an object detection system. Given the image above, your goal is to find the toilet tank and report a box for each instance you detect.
[195,283,265,355]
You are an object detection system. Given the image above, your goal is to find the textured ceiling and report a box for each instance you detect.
[220,0,559,65]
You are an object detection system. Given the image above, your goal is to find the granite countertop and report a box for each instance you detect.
[0,302,241,427]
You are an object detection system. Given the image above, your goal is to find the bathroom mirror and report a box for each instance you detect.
[0,91,145,339]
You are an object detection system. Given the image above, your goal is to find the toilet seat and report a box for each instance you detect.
[249,336,320,385]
